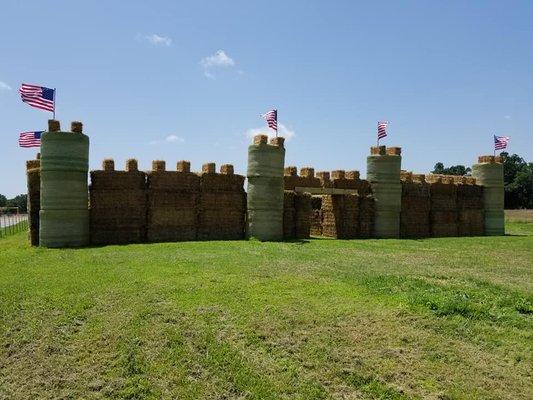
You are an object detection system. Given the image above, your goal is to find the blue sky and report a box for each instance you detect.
[1,0,532,197]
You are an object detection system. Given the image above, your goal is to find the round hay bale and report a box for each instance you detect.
[253,134,268,145]
[152,160,166,172]
[202,163,216,174]
[284,166,298,176]
[386,147,402,155]
[126,159,138,172]
[26,160,40,170]
[220,164,234,175]
[48,119,60,132]
[371,145,386,155]
[177,160,191,173]
[346,170,360,180]
[300,167,315,178]
[270,137,285,147]
[71,121,83,133]
[102,159,115,171]
[331,170,345,180]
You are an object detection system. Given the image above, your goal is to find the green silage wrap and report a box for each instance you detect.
[247,143,285,241]
[472,163,504,235]
[40,131,90,247]
[367,155,401,238]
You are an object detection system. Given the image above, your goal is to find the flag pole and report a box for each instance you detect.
[53,88,56,119]
[276,109,278,137]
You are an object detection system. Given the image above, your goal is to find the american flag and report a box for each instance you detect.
[261,109,278,131]
[19,83,55,112]
[377,121,388,140]
[494,135,510,151]
[19,131,42,148]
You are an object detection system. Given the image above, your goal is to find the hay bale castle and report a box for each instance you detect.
[26,120,506,247]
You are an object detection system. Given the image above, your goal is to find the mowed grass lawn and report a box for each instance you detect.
[0,224,532,400]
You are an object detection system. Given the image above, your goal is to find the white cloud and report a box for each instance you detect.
[504,115,511,119]
[0,81,11,91]
[165,134,184,143]
[201,50,235,68]
[245,123,295,141]
[200,50,236,78]
[144,33,172,46]
[149,134,185,145]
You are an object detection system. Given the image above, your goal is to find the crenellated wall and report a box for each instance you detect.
[25,120,505,247]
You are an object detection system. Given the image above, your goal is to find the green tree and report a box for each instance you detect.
[431,163,471,176]
[0,194,7,207]
[6,194,28,213]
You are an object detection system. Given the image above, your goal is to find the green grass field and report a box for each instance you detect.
[1,223,532,399]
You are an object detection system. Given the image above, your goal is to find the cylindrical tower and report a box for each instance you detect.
[39,120,90,247]
[471,155,504,235]
[366,146,402,238]
[246,135,285,241]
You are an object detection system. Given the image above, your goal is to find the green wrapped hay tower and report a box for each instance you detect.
[366,146,402,238]
[247,135,285,241]
[472,155,504,235]
[39,120,90,247]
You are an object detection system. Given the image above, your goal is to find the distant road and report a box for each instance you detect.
[505,210,533,223]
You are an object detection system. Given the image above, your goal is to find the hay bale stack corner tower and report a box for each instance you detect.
[39,120,90,247]
[472,155,505,235]
[366,146,402,238]
[246,135,286,241]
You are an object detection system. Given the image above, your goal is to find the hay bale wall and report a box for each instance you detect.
[90,159,147,244]
[456,180,484,236]
[400,174,430,238]
[318,194,360,239]
[427,175,458,237]
[146,162,200,242]
[198,164,246,240]
[283,191,312,240]
[310,196,323,236]
[283,167,321,190]
[26,159,41,246]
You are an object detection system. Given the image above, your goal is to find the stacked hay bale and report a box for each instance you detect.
[283,166,321,190]
[427,174,458,237]
[456,176,484,236]
[331,170,359,237]
[294,192,312,239]
[358,194,375,238]
[247,135,285,241]
[366,146,402,238]
[400,172,431,238]
[321,195,343,238]
[283,190,296,239]
[310,196,323,236]
[472,156,504,235]
[198,163,246,240]
[89,159,147,245]
[39,120,89,247]
[146,160,200,242]
[26,156,41,246]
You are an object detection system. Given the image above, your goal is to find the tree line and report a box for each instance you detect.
[432,152,532,209]
[0,194,28,213]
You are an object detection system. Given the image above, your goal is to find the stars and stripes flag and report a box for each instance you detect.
[19,83,55,112]
[18,131,42,148]
[494,135,510,151]
[261,109,278,132]
[377,121,388,140]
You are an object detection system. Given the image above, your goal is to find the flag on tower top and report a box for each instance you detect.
[261,109,278,132]
[494,135,510,151]
[377,121,388,140]
[19,83,55,112]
